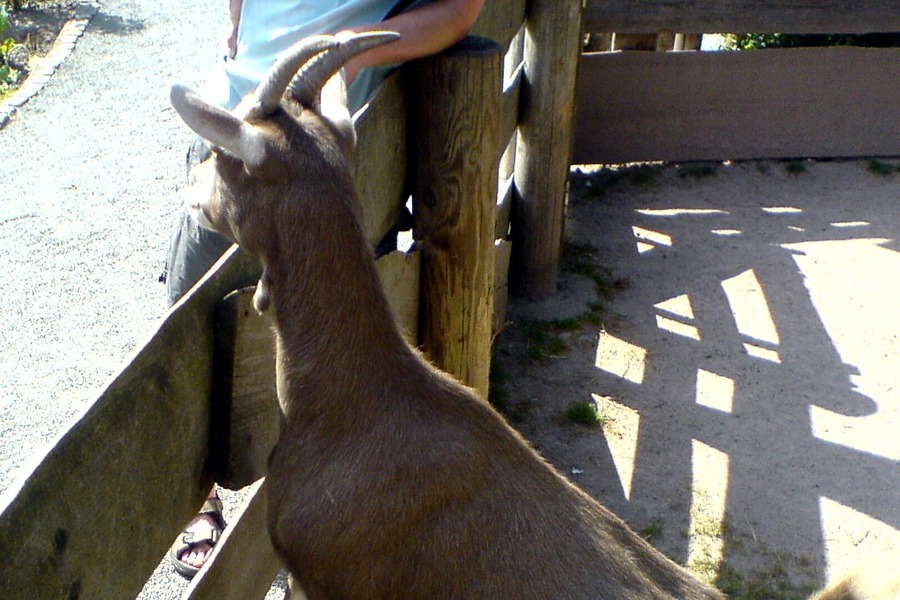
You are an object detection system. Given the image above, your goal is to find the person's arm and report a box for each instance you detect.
[343,0,485,85]
[226,0,244,58]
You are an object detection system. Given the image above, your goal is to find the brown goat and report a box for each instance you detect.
[169,32,890,600]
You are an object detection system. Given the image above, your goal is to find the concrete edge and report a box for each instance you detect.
[0,1,100,130]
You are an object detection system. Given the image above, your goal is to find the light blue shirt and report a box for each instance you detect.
[202,0,425,111]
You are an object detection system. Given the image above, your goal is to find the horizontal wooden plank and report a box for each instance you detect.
[185,479,283,600]
[574,47,900,163]
[583,0,900,34]
[0,246,261,600]
[352,71,408,247]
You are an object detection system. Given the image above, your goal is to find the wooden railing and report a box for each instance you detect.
[576,0,900,163]
[0,1,587,597]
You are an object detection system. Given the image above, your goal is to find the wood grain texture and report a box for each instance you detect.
[408,37,502,399]
[574,47,900,163]
[0,247,261,600]
[510,0,584,299]
[583,0,900,34]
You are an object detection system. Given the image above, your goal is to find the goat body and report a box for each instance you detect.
[169,33,890,600]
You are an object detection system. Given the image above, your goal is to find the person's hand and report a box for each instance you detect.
[224,23,238,59]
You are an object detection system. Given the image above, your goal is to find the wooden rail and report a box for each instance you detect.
[583,0,900,34]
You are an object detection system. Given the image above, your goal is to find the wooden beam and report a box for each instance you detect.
[352,72,408,248]
[0,247,261,600]
[583,0,900,34]
[408,37,502,399]
[573,47,900,163]
[510,0,583,300]
[473,0,527,51]
[184,479,283,600]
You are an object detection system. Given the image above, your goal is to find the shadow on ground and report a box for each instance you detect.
[493,159,900,597]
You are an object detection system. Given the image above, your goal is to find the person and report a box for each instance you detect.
[166,0,485,579]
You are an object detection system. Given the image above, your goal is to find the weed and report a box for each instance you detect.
[639,521,663,541]
[564,400,608,427]
[867,159,897,176]
[679,163,718,179]
[487,360,531,422]
[784,160,807,175]
[523,320,569,360]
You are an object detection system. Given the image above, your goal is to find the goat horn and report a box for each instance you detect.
[251,35,341,117]
[289,31,401,108]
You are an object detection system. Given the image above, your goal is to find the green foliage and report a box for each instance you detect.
[867,159,898,177]
[564,400,608,427]
[784,160,807,175]
[726,32,900,50]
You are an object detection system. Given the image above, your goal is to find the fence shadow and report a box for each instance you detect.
[497,160,899,593]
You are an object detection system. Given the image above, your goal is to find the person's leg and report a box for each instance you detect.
[163,139,234,308]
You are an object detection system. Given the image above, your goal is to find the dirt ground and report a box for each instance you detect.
[492,159,899,597]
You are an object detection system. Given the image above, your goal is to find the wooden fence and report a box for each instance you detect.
[2,1,898,598]
[0,0,584,597]
[575,0,900,163]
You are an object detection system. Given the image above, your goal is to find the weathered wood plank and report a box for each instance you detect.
[0,246,260,600]
[210,288,279,490]
[472,0,527,51]
[352,71,408,248]
[376,249,421,344]
[493,240,513,336]
[583,0,900,34]
[408,37,502,399]
[184,479,283,600]
[510,0,584,299]
[573,47,900,163]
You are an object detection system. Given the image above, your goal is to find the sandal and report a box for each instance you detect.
[169,495,227,579]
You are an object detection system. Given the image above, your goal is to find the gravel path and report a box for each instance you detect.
[0,1,288,597]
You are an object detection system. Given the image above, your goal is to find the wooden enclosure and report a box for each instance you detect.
[1,1,898,598]
[576,0,900,163]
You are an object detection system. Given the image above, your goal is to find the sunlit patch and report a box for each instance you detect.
[819,496,900,580]
[721,269,781,363]
[762,206,803,215]
[654,294,700,340]
[810,405,899,462]
[696,369,734,413]
[712,229,742,236]
[830,221,870,228]
[784,238,899,460]
[687,440,730,573]
[656,316,701,340]
[593,393,640,500]
[743,343,782,364]
[595,332,647,384]
[655,294,694,319]
[632,226,672,254]
[636,208,728,217]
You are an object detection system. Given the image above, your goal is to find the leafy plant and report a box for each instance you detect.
[564,400,608,427]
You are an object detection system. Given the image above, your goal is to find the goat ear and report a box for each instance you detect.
[319,69,356,153]
[170,83,269,170]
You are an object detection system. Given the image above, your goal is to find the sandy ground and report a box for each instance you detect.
[494,159,899,596]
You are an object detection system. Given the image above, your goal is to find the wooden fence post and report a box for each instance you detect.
[510,0,583,300]
[407,37,502,399]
